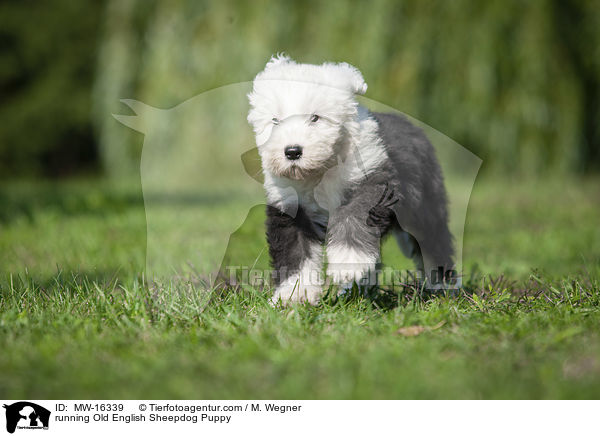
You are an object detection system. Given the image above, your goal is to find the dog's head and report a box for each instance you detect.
[247,55,367,180]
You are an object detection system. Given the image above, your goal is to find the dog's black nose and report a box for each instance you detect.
[284,145,303,160]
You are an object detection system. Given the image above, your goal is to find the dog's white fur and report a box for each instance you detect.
[270,242,324,305]
[326,244,379,285]
[248,55,392,304]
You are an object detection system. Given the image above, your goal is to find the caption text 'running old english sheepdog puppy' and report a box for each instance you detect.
[247,55,455,305]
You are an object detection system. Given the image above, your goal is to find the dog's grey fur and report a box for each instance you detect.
[266,111,454,291]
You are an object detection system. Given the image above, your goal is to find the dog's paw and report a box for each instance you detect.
[336,281,355,297]
[326,244,378,286]
[270,280,323,306]
[326,267,363,286]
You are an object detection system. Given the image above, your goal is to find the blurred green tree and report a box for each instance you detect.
[91,0,600,176]
[1,0,599,177]
[0,0,103,176]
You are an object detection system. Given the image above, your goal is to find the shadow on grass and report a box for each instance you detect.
[0,183,143,224]
[315,267,600,312]
[0,267,138,299]
[0,181,249,224]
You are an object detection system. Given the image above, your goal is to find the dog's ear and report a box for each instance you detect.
[321,62,368,95]
[336,62,368,95]
[265,53,293,70]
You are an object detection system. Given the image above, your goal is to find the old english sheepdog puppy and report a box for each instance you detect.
[247,55,454,304]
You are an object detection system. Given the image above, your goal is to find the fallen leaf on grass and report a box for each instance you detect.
[395,321,446,337]
[396,326,426,336]
[562,356,600,379]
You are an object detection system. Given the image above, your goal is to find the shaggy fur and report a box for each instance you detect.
[248,55,453,304]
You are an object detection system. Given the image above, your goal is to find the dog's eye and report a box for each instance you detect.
[310,114,320,123]
[272,117,280,125]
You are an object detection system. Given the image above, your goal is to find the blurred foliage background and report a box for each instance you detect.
[2,1,600,401]
[1,0,600,178]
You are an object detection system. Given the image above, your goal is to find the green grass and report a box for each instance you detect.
[1,176,600,399]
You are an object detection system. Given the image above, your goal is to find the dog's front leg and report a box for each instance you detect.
[266,205,324,305]
[326,184,396,290]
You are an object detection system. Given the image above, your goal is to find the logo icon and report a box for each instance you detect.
[3,402,50,434]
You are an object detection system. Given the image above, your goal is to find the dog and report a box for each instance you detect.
[247,55,454,304]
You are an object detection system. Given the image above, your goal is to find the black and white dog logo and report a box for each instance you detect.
[3,402,50,434]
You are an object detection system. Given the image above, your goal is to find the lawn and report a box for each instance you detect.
[0,175,599,399]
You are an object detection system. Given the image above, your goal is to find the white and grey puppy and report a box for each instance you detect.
[247,55,453,304]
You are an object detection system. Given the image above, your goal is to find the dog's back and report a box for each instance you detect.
[370,111,454,274]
